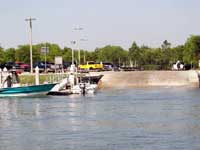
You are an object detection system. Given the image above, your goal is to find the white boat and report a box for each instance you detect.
[48,65,103,95]
[71,82,98,94]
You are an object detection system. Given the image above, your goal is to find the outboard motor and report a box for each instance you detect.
[79,83,86,95]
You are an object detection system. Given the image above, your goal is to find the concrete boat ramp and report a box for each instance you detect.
[90,70,200,89]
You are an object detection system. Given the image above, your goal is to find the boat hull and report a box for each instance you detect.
[81,75,103,84]
[0,83,56,97]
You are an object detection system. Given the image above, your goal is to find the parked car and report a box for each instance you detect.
[15,61,30,72]
[34,62,59,73]
[113,65,121,71]
[33,62,46,72]
[0,62,24,74]
[63,62,73,71]
[102,62,113,71]
[79,61,103,71]
[0,62,16,70]
[184,64,193,70]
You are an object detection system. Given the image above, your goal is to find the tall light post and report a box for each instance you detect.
[70,41,76,72]
[80,39,88,64]
[74,27,83,65]
[70,41,76,65]
[25,17,36,74]
[41,44,49,73]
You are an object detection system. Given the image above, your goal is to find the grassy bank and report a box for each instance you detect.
[19,73,69,85]
[19,74,48,85]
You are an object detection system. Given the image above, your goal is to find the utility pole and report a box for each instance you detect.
[25,17,36,74]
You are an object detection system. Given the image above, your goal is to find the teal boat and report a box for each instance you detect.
[0,83,56,97]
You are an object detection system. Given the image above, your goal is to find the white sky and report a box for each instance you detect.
[0,0,200,50]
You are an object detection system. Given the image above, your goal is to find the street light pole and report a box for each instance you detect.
[41,44,49,73]
[71,41,76,65]
[70,41,76,72]
[80,39,88,64]
[74,27,83,66]
[45,44,47,73]
[25,17,36,74]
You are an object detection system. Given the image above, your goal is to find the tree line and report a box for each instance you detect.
[0,35,200,70]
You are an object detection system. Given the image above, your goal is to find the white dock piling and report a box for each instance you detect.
[35,66,40,85]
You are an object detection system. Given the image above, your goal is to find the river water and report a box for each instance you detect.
[0,87,200,150]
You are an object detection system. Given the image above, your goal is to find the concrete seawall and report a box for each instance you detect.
[90,71,199,88]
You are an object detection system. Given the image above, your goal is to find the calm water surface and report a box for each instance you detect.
[0,87,200,150]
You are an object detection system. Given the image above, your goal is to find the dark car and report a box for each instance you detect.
[34,62,46,72]
[0,62,18,70]
[184,64,193,70]
[34,61,57,73]
[102,62,113,71]
[63,62,72,71]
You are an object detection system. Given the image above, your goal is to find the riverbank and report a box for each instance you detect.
[18,70,199,89]
[90,70,199,88]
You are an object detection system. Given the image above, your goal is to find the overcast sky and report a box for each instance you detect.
[0,0,200,50]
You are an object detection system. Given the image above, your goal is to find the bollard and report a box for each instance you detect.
[35,66,40,85]
[0,68,2,87]
[69,73,75,87]
[196,71,200,88]
[198,73,200,88]
[70,64,76,73]
[3,67,7,72]
[2,67,8,87]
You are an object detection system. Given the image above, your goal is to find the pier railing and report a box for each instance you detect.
[41,72,69,83]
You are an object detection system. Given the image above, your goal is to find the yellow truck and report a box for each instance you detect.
[79,61,103,70]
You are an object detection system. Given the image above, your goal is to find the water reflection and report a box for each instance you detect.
[0,88,200,149]
[0,100,18,128]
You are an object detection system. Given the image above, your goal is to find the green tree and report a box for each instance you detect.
[183,35,200,67]
[94,45,128,65]
[4,48,16,62]
[153,40,172,69]
[62,47,72,62]
[140,46,153,65]
[170,45,184,63]
[15,45,30,63]
[46,44,62,62]
[129,42,142,66]
[0,46,5,63]
[35,43,63,63]
[15,45,40,64]
[161,40,171,51]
